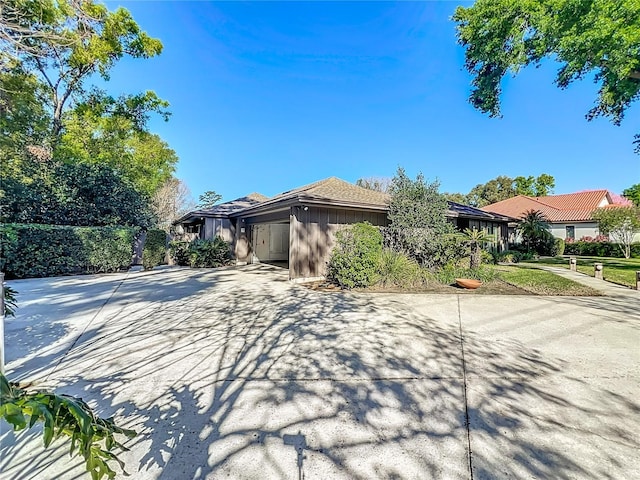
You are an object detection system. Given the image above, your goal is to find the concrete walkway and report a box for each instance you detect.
[1,265,638,479]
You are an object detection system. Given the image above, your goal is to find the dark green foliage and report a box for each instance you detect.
[2,162,153,227]
[623,184,640,206]
[188,238,232,268]
[197,190,222,209]
[168,241,191,266]
[327,223,383,289]
[1,224,137,279]
[142,229,166,270]
[454,0,640,153]
[169,238,232,268]
[1,373,136,480]
[564,241,640,259]
[496,250,523,263]
[3,284,18,317]
[386,168,462,269]
[554,237,565,257]
[517,210,551,253]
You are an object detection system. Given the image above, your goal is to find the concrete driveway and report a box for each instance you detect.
[1,265,639,479]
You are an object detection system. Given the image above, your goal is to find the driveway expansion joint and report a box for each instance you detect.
[457,295,474,480]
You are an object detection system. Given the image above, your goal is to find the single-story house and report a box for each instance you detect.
[175,177,512,280]
[480,190,632,241]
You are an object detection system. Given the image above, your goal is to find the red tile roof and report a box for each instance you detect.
[481,190,627,222]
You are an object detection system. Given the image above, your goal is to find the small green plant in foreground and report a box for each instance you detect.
[0,374,136,480]
[3,284,18,317]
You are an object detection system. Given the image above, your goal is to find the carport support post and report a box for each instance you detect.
[0,272,4,374]
[569,257,577,272]
[636,271,640,290]
[594,263,603,280]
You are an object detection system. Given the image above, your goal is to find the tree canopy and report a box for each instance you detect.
[197,191,223,209]
[1,1,178,228]
[592,206,640,258]
[2,0,164,138]
[446,173,556,207]
[453,0,640,151]
[623,183,640,206]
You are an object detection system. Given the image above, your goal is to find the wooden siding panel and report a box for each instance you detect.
[289,206,388,279]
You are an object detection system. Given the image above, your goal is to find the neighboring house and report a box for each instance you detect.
[175,177,512,280]
[481,190,631,241]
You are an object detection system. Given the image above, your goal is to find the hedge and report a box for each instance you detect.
[563,241,640,258]
[169,237,232,268]
[1,224,139,279]
[142,229,167,270]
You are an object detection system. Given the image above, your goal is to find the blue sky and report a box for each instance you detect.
[103,1,639,202]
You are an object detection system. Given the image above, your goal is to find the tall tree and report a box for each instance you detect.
[197,191,222,209]
[453,0,640,152]
[467,175,515,207]
[151,178,195,231]
[2,0,164,138]
[514,174,556,197]
[55,91,176,195]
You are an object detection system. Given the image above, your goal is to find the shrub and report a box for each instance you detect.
[554,237,565,256]
[142,229,167,270]
[377,249,425,288]
[563,241,640,258]
[327,222,382,289]
[169,237,232,268]
[497,250,522,263]
[169,241,191,266]
[0,224,138,279]
[188,238,232,268]
[386,167,462,269]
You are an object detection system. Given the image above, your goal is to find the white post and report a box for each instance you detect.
[594,263,603,280]
[636,271,640,291]
[0,272,5,375]
[569,257,577,272]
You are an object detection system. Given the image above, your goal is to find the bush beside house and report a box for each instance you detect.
[169,237,233,268]
[326,223,383,289]
[0,224,138,279]
[142,229,167,270]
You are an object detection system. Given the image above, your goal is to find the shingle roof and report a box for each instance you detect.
[175,193,269,223]
[235,177,390,214]
[481,190,622,222]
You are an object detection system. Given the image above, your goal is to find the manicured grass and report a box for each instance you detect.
[526,256,640,288]
[492,265,601,296]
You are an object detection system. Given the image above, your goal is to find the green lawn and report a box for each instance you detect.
[526,256,640,289]
[491,265,601,296]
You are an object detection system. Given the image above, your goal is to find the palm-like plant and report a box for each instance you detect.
[460,228,495,269]
[518,210,550,252]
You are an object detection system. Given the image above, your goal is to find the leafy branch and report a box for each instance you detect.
[0,374,137,480]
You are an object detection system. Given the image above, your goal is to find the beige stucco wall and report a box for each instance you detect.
[549,222,600,240]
